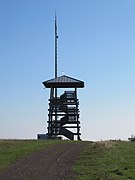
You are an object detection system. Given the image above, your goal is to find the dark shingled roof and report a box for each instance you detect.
[42,75,84,88]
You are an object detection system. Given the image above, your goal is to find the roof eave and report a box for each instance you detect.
[42,81,84,88]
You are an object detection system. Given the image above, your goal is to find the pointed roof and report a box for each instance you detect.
[42,75,84,88]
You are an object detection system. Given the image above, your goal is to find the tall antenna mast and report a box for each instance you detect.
[54,14,58,125]
[55,14,58,78]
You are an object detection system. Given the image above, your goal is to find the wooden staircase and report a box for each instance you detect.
[47,90,81,140]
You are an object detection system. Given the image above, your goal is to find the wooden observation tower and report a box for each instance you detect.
[41,16,84,140]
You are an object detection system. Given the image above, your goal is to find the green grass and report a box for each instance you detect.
[2,139,135,179]
[74,141,135,180]
[0,139,61,171]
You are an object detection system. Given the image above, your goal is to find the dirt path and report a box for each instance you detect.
[0,142,85,180]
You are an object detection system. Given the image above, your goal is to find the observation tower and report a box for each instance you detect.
[39,16,84,140]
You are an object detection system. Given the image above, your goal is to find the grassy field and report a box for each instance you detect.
[0,139,61,171]
[74,141,135,180]
[1,139,135,179]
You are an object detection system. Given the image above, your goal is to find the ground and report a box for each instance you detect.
[0,142,85,180]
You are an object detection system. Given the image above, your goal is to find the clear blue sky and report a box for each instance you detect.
[0,0,135,141]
